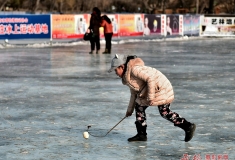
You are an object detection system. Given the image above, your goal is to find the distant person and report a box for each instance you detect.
[87,7,101,54]
[100,15,113,54]
[166,16,172,35]
[143,17,150,36]
[108,54,196,142]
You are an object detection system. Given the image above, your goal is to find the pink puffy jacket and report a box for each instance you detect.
[122,58,174,113]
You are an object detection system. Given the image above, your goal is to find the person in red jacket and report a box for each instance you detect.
[100,15,113,54]
[108,54,196,142]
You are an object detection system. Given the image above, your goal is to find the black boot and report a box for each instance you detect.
[89,50,94,54]
[103,49,111,54]
[128,134,147,142]
[175,120,196,142]
[102,49,108,54]
[128,122,147,142]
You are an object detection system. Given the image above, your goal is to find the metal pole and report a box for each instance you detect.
[87,116,127,137]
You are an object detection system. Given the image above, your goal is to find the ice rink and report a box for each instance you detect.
[0,37,234,160]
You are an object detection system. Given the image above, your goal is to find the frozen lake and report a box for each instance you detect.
[0,38,234,160]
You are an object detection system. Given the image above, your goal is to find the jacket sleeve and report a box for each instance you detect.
[127,89,136,113]
[89,15,96,30]
[132,66,156,101]
[88,16,93,30]
[100,20,106,27]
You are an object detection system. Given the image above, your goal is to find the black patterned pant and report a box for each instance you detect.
[135,104,148,126]
[158,104,185,125]
[135,103,186,126]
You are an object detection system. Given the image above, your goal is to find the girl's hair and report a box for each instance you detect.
[102,15,111,24]
[123,55,137,74]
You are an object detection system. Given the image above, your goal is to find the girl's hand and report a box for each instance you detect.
[125,111,132,117]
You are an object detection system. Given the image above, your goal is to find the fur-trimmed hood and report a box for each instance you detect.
[122,58,144,86]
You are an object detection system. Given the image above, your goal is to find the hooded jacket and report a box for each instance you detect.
[122,58,174,113]
[100,19,113,34]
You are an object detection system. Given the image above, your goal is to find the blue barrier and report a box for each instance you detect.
[0,15,51,39]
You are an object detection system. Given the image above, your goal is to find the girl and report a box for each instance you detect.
[100,15,113,54]
[108,54,196,142]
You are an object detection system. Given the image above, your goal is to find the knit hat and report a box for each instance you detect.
[108,54,126,73]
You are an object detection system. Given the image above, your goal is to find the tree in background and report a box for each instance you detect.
[0,0,10,11]
[214,0,235,14]
[208,0,214,13]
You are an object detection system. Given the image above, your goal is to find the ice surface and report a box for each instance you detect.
[0,37,234,160]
